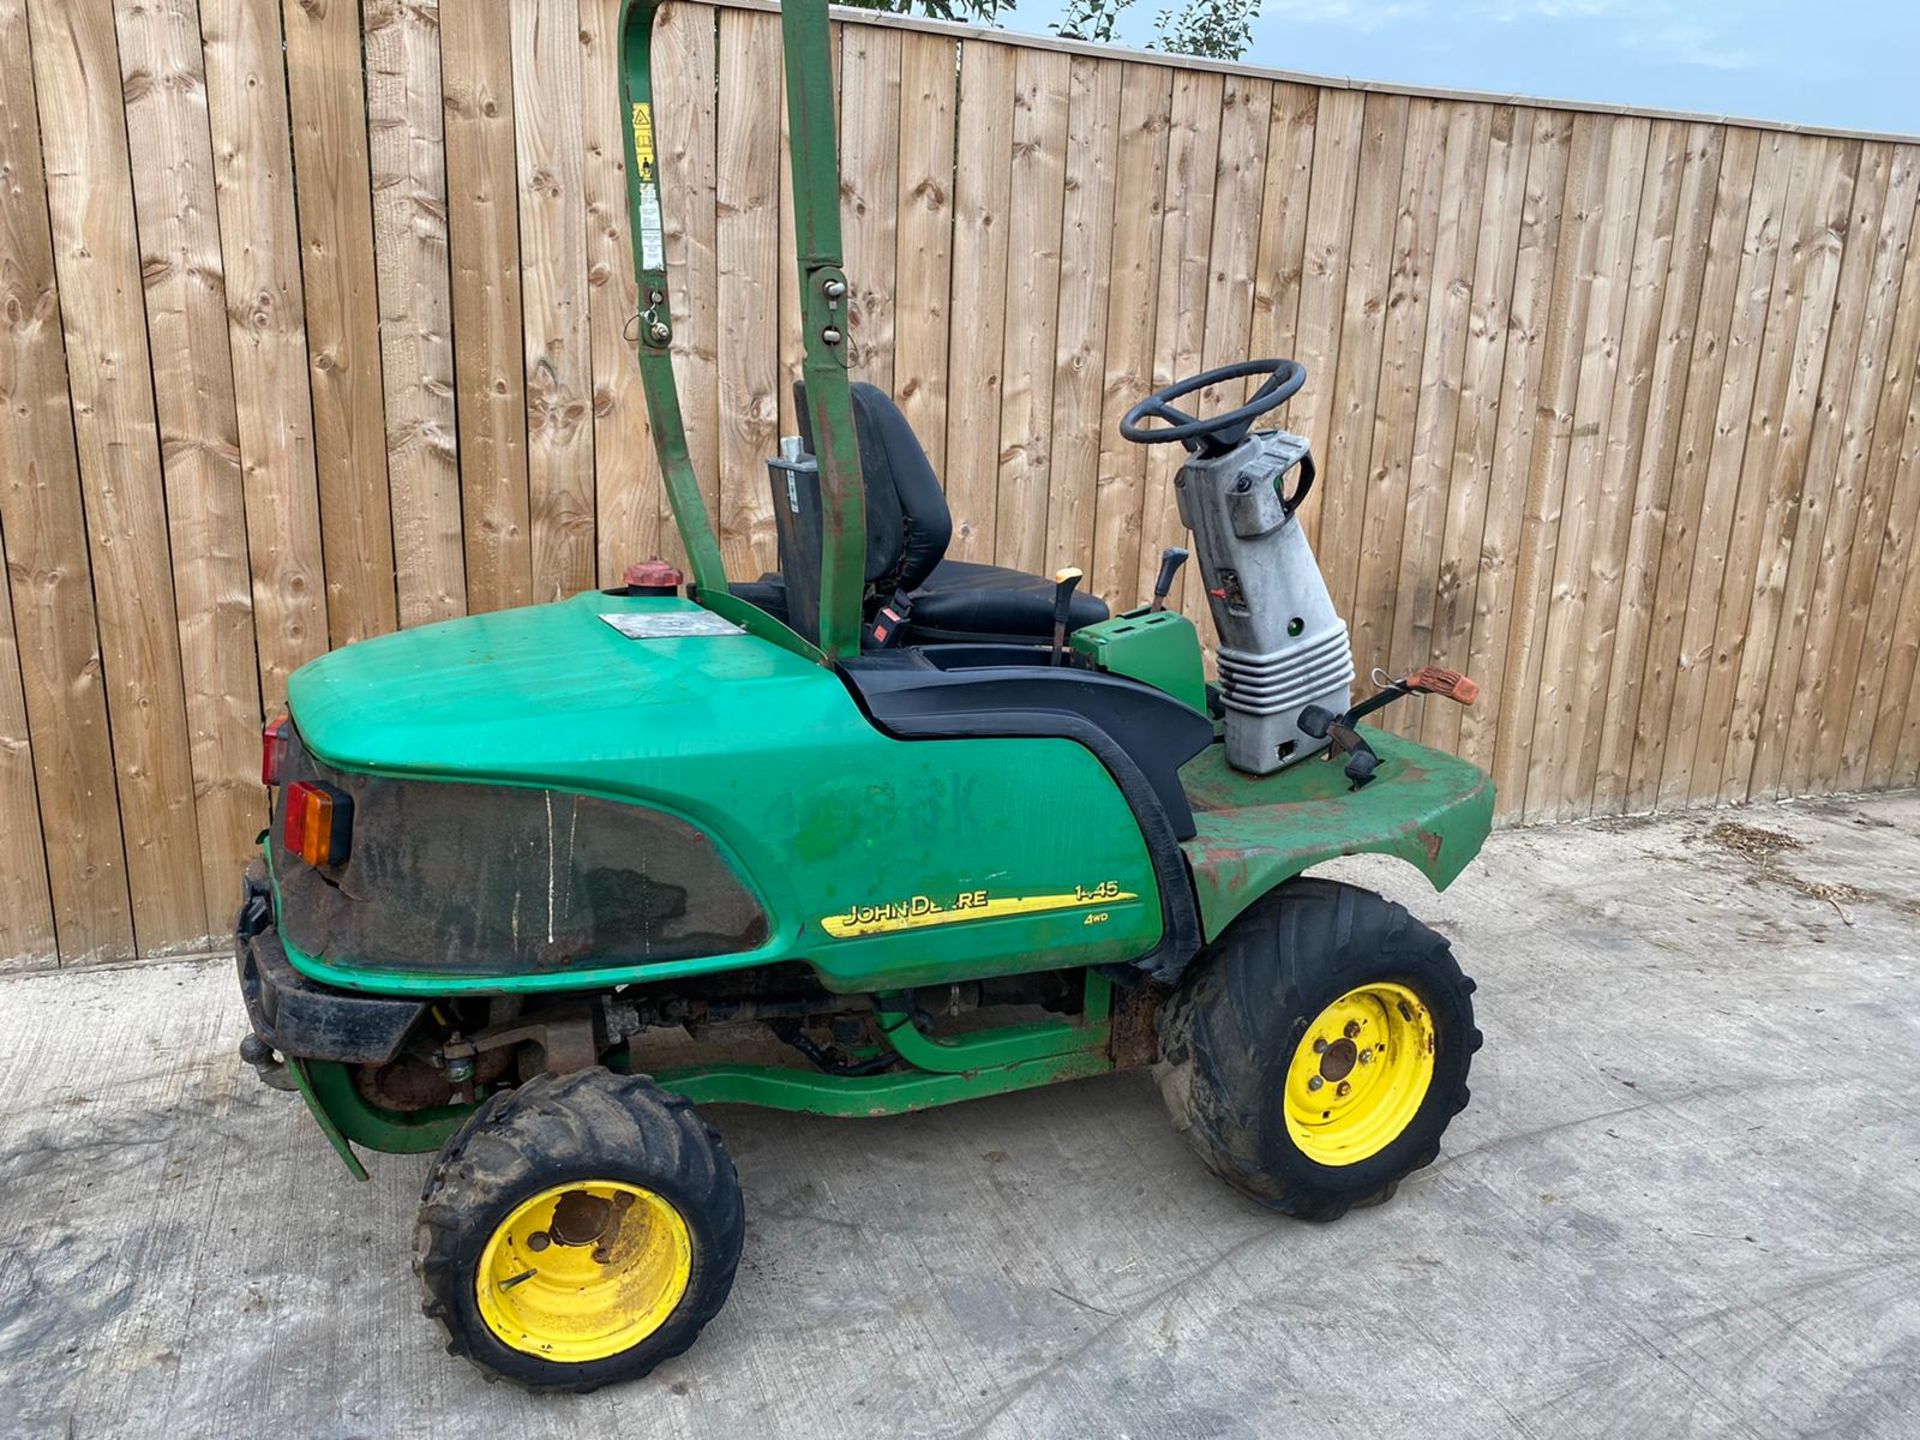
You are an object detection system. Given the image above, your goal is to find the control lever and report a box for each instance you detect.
[1300,667,1480,790]
[1149,547,1190,613]
[1298,705,1379,790]
[1049,567,1083,666]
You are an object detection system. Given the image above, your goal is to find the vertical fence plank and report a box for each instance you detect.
[1046,57,1125,578]
[1833,185,1920,791]
[1589,123,1725,815]
[994,47,1071,577]
[715,7,781,577]
[1794,147,1919,794]
[1387,101,1490,722]
[1623,126,1759,811]
[30,0,209,952]
[840,24,902,394]
[1523,116,1651,819]
[1289,88,1363,555]
[1749,141,1896,799]
[116,0,268,928]
[0,515,53,967]
[1560,118,1678,818]
[942,39,1015,563]
[580,0,660,584]
[1717,138,1855,803]
[1317,92,1408,627]
[1247,83,1318,371]
[443,0,533,609]
[284,0,398,645]
[652,0,718,561]
[1458,109,1569,784]
[894,31,958,477]
[1132,69,1222,607]
[1423,104,1529,754]
[1348,98,1447,691]
[1695,136,1850,804]
[203,0,329,713]
[1498,113,1615,816]
[1653,130,1795,808]
[0,0,131,964]
[1089,64,1172,609]
[513,0,597,597]
[1858,243,1920,788]
[368,0,466,625]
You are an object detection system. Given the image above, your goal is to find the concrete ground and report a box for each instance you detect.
[2,795,1918,1439]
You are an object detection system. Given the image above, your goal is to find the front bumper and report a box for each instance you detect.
[235,860,427,1066]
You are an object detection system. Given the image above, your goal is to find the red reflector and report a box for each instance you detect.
[282,780,352,867]
[263,714,290,786]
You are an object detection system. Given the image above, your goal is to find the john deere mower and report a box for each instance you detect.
[235,0,1495,1392]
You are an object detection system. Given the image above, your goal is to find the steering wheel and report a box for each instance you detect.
[1119,358,1306,457]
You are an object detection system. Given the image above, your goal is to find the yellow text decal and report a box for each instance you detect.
[821,882,1136,939]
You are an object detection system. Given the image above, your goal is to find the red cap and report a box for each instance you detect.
[622,558,685,590]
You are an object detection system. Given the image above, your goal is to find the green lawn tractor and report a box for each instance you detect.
[235,0,1496,1392]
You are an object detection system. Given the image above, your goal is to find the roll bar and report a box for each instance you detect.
[619,0,868,660]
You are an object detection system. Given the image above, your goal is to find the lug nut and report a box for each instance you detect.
[1359,1050,1373,1065]
[1344,1020,1362,1039]
[1307,1076,1324,1092]
[1336,1081,1352,1097]
[1313,1038,1328,1054]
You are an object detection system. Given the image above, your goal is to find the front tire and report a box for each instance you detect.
[1155,877,1479,1219]
[414,1068,744,1392]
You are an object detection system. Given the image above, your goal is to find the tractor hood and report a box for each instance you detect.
[286,592,845,782]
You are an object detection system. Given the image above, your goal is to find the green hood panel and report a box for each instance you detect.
[289,593,832,779]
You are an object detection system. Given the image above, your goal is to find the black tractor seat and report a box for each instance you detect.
[731,383,1109,648]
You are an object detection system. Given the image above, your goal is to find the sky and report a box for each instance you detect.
[999,0,1918,137]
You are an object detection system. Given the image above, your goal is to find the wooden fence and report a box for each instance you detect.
[2,0,1919,969]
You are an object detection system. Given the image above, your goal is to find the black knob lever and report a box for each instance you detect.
[1150,547,1189,613]
[1050,567,1083,666]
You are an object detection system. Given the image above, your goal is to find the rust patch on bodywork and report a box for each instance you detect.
[1109,981,1168,1069]
[1178,729,1495,942]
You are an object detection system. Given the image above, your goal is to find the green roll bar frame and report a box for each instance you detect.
[620,0,867,661]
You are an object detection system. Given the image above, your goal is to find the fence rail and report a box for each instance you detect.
[2,0,1918,968]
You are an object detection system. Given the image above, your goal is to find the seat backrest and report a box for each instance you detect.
[795,382,952,597]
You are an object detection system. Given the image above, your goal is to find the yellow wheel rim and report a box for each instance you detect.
[1283,982,1436,1166]
[476,1181,693,1363]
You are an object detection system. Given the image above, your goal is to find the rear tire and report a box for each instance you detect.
[414,1068,743,1392]
[1155,877,1478,1220]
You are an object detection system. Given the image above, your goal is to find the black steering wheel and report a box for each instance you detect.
[1119,358,1306,457]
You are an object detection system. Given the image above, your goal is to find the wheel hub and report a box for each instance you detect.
[1318,1037,1359,1082]
[1283,983,1437,1166]
[476,1181,693,1362]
